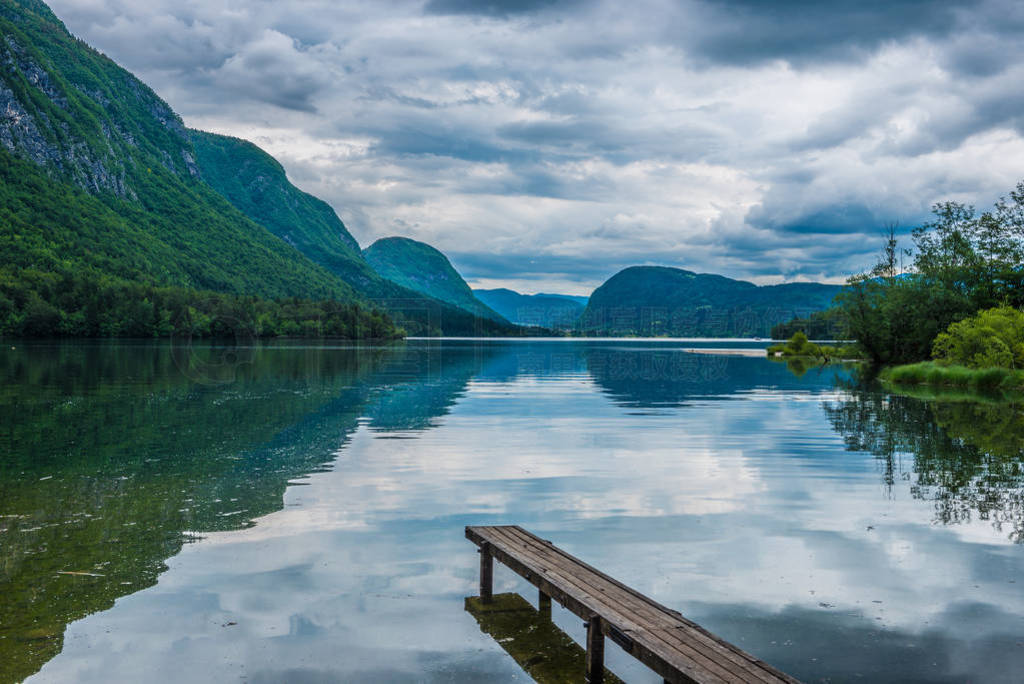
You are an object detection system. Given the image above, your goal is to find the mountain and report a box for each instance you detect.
[190,131,518,336]
[363,237,509,324]
[0,0,401,337]
[188,130,375,290]
[473,288,586,329]
[537,292,589,307]
[580,266,843,337]
[0,0,518,338]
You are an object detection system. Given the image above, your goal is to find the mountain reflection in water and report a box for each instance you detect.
[1,340,1022,683]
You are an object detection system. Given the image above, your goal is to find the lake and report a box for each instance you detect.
[2,339,1022,683]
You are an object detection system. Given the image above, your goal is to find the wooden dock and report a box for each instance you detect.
[466,525,800,684]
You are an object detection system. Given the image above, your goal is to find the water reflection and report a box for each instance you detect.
[824,385,1024,543]
[1,341,1023,683]
[464,594,624,683]
[0,341,503,681]
[585,345,847,407]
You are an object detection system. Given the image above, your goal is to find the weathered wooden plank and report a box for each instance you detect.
[466,525,799,684]
[484,527,742,682]
[498,525,795,683]
[490,527,755,683]
[500,526,787,683]
[471,528,738,683]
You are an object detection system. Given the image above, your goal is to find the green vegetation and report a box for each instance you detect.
[767,332,860,362]
[882,306,1024,392]
[825,385,1024,542]
[0,148,396,338]
[837,190,1024,365]
[932,305,1024,369]
[882,306,1024,393]
[0,134,356,302]
[363,237,508,323]
[189,130,371,285]
[189,132,521,337]
[884,362,1024,393]
[0,1,405,338]
[0,1,524,339]
[579,266,843,337]
[0,268,398,339]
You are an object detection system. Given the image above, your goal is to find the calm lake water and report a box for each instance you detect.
[2,339,1022,683]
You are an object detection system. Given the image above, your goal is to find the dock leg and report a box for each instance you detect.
[585,616,604,684]
[538,589,552,619]
[479,542,493,604]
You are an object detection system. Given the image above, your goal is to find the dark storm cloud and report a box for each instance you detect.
[750,203,884,236]
[683,0,980,66]
[44,0,1024,292]
[423,0,572,17]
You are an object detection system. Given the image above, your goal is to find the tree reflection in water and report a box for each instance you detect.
[824,380,1024,543]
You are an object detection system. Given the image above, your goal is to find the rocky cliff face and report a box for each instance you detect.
[0,3,198,198]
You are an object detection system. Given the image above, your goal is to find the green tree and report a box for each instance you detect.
[837,183,1024,364]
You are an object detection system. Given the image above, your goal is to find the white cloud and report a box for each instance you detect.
[46,0,1024,292]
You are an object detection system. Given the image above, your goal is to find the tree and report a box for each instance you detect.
[836,182,1024,364]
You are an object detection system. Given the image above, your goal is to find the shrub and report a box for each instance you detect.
[768,332,864,361]
[767,331,821,358]
[932,306,1024,369]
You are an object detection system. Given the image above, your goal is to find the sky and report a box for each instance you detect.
[46,0,1024,295]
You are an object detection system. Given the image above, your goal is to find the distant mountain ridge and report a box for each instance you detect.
[188,131,518,335]
[536,292,589,306]
[473,288,586,329]
[363,237,509,325]
[581,266,843,337]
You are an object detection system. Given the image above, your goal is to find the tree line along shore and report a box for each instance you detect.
[770,181,1024,395]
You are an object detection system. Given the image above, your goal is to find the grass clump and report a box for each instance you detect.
[884,306,1024,396]
[884,361,1024,391]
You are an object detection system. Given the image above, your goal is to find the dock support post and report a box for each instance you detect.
[479,542,493,603]
[538,589,552,619]
[586,616,605,684]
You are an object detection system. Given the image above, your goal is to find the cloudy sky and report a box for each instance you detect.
[47,0,1024,294]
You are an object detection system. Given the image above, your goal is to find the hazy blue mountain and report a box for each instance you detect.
[581,266,843,337]
[364,237,509,324]
[474,288,586,328]
[537,292,589,306]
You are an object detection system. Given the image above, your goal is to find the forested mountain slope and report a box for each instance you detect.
[363,237,508,324]
[581,266,843,337]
